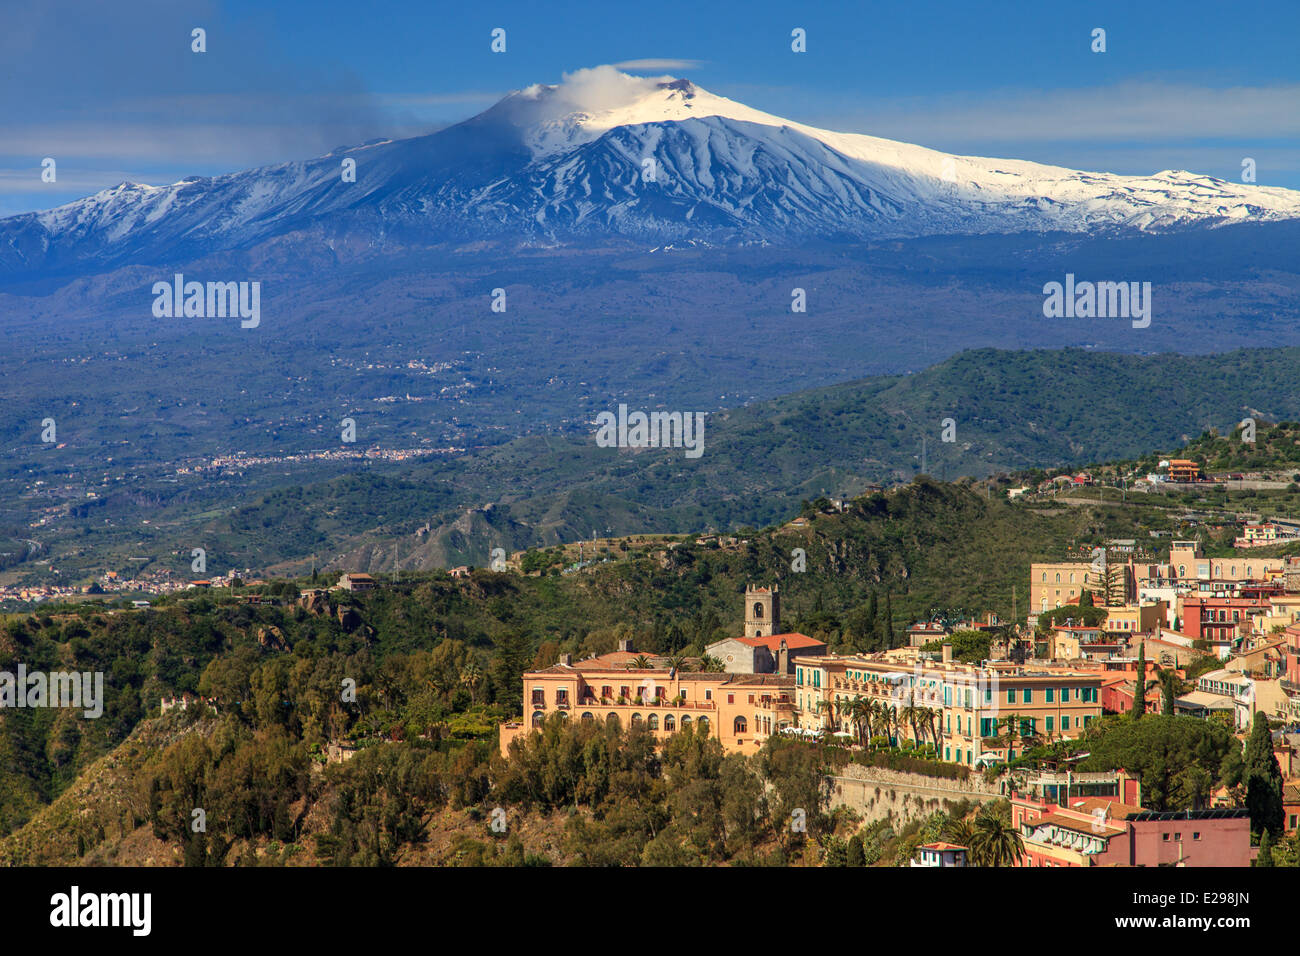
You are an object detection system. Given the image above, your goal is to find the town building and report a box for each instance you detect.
[1165,459,1200,482]
[795,650,1102,767]
[911,843,968,867]
[705,632,826,674]
[1030,562,1100,615]
[500,637,796,758]
[1011,783,1253,866]
[742,583,780,638]
[337,572,377,592]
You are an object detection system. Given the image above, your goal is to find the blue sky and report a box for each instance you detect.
[3,0,1298,215]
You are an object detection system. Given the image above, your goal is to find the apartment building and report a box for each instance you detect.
[1178,594,1269,644]
[1012,789,1253,867]
[794,650,1101,767]
[1102,602,1166,636]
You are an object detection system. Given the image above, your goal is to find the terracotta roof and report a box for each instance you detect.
[1068,797,1144,819]
[1027,812,1125,838]
[918,842,968,852]
[735,632,825,650]
[724,674,796,688]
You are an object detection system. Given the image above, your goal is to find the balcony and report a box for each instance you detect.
[577,699,717,713]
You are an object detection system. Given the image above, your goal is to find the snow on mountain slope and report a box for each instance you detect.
[3,65,1299,279]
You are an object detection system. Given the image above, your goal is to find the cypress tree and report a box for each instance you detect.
[1132,642,1147,718]
[1256,829,1275,867]
[1244,711,1285,838]
[884,591,895,648]
[865,591,879,648]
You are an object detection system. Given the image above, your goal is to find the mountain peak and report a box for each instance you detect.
[5,68,1300,281]
[481,65,782,157]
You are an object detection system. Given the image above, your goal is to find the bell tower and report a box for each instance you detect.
[744,584,780,638]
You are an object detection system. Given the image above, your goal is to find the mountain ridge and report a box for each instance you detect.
[5,67,1299,280]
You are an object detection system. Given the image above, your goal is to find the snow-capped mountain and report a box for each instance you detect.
[5,66,1300,278]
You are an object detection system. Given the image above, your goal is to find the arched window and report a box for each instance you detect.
[606,713,620,730]
[664,715,676,731]
[531,711,545,728]
[631,713,643,724]
[647,714,659,730]
[734,716,748,734]
[1070,573,1076,584]
[1179,565,1186,578]
[1055,573,1061,583]
[581,712,594,722]
[1041,572,1047,582]
[753,602,765,619]
[698,716,710,733]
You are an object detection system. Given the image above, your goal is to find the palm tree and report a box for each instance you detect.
[458,660,482,702]
[881,703,899,747]
[816,698,835,732]
[925,706,942,755]
[664,653,688,674]
[942,817,976,850]
[698,655,725,673]
[970,814,1025,867]
[626,655,654,670]
[849,697,872,748]
[902,693,922,749]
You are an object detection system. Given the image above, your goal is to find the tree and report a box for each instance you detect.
[1098,561,1125,606]
[821,835,849,866]
[1000,713,1022,756]
[1132,643,1148,718]
[1256,829,1275,867]
[1078,714,1235,812]
[1243,712,1284,838]
[943,817,975,850]
[848,697,870,748]
[969,812,1024,867]
[846,834,866,866]
[1155,667,1186,716]
[902,693,923,748]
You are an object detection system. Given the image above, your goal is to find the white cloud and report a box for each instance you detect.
[612,58,703,72]
[551,65,673,112]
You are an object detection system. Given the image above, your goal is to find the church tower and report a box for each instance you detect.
[744,584,780,638]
